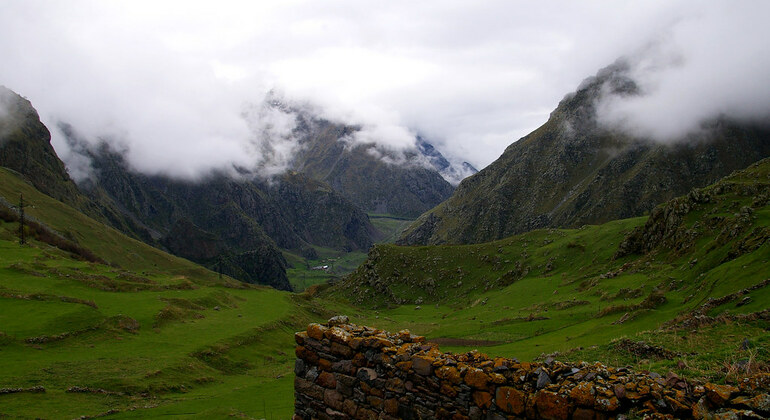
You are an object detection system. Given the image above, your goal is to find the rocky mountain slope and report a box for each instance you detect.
[398,61,770,245]
[0,86,159,245]
[0,86,82,204]
[0,86,378,290]
[76,142,380,290]
[272,99,457,218]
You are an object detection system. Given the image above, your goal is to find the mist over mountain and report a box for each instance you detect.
[5,2,769,184]
[250,98,456,218]
[71,133,380,290]
[399,60,770,245]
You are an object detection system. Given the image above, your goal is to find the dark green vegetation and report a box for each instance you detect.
[283,214,413,291]
[399,61,770,246]
[328,158,770,382]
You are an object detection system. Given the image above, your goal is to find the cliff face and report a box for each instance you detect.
[398,62,770,245]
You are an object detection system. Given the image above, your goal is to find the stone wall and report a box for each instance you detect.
[294,317,769,419]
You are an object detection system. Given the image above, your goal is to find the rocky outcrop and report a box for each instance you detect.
[294,319,770,419]
[616,158,770,259]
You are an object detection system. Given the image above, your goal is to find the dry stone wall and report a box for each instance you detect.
[294,317,770,419]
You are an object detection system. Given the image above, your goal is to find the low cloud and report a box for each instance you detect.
[595,2,770,141]
[0,1,768,179]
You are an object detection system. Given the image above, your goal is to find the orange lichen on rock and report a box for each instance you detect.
[293,318,770,420]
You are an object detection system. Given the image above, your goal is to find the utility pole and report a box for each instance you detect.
[18,193,26,245]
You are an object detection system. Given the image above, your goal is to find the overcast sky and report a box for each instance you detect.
[1,1,769,179]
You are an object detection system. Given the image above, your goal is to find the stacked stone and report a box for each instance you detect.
[294,318,770,420]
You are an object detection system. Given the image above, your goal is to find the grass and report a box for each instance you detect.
[0,168,349,418]
[0,236,338,418]
[324,160,770,380]
[368,213,415,244]
[2,159,770,417]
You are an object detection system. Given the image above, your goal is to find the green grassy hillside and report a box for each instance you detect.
[0,167,350,418]
[327,158,770,382]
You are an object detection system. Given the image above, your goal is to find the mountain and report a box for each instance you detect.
[323,157,770,386]
[0,87,378,290]
[398,60,770,245]
[0,86,86,206]
[74,141,380,290]
[0,161,326,419]
[416,136,478,185]
[0,86,159,244]
[265,99,456,218]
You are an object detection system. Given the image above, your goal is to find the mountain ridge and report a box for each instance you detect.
[398,61,770,245]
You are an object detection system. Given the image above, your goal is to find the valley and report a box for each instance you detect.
[1,22,768,415]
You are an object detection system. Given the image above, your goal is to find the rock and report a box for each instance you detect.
[295,358,306,376]
[732,394,770,414]
[323,389,344,411]
[357,367,377,382]
[317,371,337,389]
[436,366,462,384]
[536,390,570,420]
[594,396,619,412]
[472,391,492,409]
[464,368,489,389]
[570,382,596,407]
[384,398,399,416]
[496,386,526,415]
[307,323,327,340]
[705,383,739,405]
[536,369,552,389]
[327,315,349,326]
[614,384,626,400]
[412,356,434,376]
[572,408,598,420]
[741,338,751,350]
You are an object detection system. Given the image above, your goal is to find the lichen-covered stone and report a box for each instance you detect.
[293,322,770,420]
[706,383,739,405]
[496,386,525,415]
[307,323,327,340]
[536,390,570,420]
[472,391,492,409]
[464,368,489,389]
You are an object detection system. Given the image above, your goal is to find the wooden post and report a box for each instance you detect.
[18,193,26,245]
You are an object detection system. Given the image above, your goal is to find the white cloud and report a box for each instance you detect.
[0,0,768,178]
[596,2,770,140]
